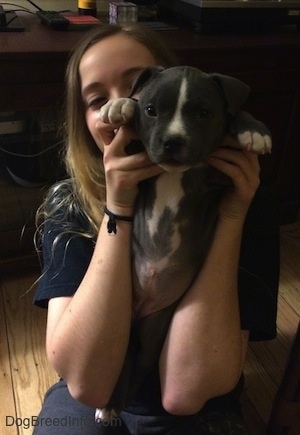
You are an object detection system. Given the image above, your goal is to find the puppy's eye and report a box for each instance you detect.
[199,108,208,118]
[145,105,157,117]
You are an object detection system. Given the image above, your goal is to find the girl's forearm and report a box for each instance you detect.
[47,215,133,408]
[159,217,248,415]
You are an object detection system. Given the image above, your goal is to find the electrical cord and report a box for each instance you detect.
[0,3,31,12]
[24,0,70,13]
[4,10,36,25]
[24,0,42,11]
[0,140,64,158]
[0,1,70,14]
[0,2,37,22]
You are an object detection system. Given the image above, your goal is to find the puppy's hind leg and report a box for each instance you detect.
[130,300,181,396]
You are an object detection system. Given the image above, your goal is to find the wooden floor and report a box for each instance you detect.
[0,222,299,434]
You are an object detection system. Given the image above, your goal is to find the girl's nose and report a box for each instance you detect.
[110,88,124,99]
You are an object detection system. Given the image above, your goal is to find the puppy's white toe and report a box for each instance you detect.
[263,135,272,154]
[98,98,135,126]
[120,99,135,122]
[98,105,109,123]
[237,131,272,155]
[237,131,252,151]
[95,408,104,422]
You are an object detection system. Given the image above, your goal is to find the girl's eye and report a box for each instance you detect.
[87,97,108,110]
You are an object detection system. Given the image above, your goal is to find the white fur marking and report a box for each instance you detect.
[166,78,188,137]
[148,172,184,241]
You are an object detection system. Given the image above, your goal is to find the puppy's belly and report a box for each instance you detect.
[132,172,193,317]
[133,255,196,318]
[131,171,219,319]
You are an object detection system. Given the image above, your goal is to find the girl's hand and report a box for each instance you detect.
[97,122,164,215]
[209,145,260,222]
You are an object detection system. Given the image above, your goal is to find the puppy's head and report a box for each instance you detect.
[130,66,250,172]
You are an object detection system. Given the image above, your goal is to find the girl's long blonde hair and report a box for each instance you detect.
[38,23,177,240]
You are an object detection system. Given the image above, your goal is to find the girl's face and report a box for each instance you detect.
[79,33,156,151]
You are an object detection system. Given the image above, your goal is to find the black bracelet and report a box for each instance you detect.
[104,206,134,235]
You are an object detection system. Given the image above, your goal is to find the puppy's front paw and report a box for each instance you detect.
[237,130,272,155]
[99,98,135,126]
[95,407,119,423]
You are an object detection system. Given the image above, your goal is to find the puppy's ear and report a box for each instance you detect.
[210,73,250,116]
[129,66,164,98]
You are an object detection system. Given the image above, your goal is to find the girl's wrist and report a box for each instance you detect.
[103,206,134,235]
[105,202,134,218]
[216,215,246,238]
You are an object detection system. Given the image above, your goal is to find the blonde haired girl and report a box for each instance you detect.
[34,23,279,435]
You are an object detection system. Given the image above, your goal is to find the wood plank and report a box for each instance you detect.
[244,345,278,424]
[280,237,300,269]
[2,270,58,435]
[243,221,300,427]
[279,222,300,252]
[276,298,300,347]
[279,223,300,314]
[279,277,300,318]
[0,278,17,435]
[244,317,296,424]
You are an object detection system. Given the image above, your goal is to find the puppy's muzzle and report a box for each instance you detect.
[156,135,194,172]
[163,136,184,156]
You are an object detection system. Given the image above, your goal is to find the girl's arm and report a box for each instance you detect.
[46,216,133,409]
[159,148,260,415]
[45,126,163,408]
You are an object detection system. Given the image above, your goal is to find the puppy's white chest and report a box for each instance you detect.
[147,172,184,239]
[133,172,187,316]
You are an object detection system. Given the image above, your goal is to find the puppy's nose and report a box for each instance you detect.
[163,137,184,155]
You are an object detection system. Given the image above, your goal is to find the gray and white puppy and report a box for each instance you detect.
[96,66,272,420]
